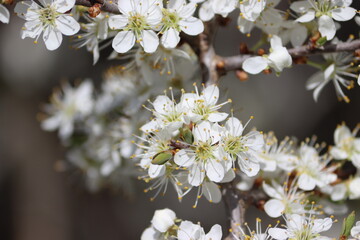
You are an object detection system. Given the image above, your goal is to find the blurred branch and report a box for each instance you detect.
[75,0,120,14]
[217,39,360,72]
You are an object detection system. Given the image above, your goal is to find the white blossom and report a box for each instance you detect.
[160,0,204,49]
[263,180,308,218]
[178,221,222,240]
[151,208,176,233]
[295,145,337,191]
[108,0,163,53]
[330,124,360,167]
[306,42,360,102]
[243,35,292,74]
[218,117,264,177]
[15,0,80,50]
[269,214,333,240]
[351,221,360,240]
[290,0,356,40]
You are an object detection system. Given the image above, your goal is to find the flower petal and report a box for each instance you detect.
[242,56,268,74]
[180,17,204,35]
[140,30,159,53]
[43,26,63,50]
[318,15,336,40]
[112,30,135,53]
[55,15,80,36]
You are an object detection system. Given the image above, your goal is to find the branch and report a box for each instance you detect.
[218,39,360,72]
[75,0,120,14]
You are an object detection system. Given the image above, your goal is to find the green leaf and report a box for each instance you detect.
[340,211,356,240]
[316,36,327,46]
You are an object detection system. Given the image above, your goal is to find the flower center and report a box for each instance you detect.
[195,141,215,161]
[224,136,245,155]
[127,13,149,36]
[161,9,181,32]
[38,6,58,26]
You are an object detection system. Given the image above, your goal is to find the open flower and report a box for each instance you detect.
[174,121,224,186]
[290,0,356,40]
[243,35,292,74]
[179,84,230,123]
[0,3,9,23]
[218,117,264,177]
[263,180,307,218]
[295,145,337,191]
[177,221,222,240]
[108,0,162,53]
[160,0,204,48]
[330,124,360,167]
[269,214,333,240]
[15,0,80,50]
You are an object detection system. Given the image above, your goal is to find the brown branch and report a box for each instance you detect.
[75,0,120,14]
[218,39,360,73]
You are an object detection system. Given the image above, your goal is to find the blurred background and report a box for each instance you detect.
[0,3,360,240]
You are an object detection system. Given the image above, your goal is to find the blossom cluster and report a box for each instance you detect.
[39,58,196,191]
[136,84,265,205]
[141,208,222,240]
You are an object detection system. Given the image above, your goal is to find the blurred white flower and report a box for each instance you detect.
[74,13,114,64]
[15,0,80,50]
[330,124,360,167]
[306,43,360,102]
[295,145,337,191]
[263,180,308,218]
[108,0,163,53]
[351,221,360,240]
[41,80,94,140]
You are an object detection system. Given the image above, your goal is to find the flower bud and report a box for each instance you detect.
[151,151,173,165]
[151,208,176,233]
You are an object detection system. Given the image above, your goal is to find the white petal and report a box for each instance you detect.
[312,218,333,233]
[43,26,63,50]
[14,1,32,19]
[296,10,315,23]
[306,71,325,90]
[199,1,215,21]
[264,199,285,218]
[202,85,219,106]
[205,159,225,182]
[180,17,204,36]
[108,15,128,30]
[225,117,243,136]
[0,4,9,23]
[203,181,222,203]
[298,173,316,191]
[290,24,308,47]
[153,95,173,114]
[290,1,311,13]
[55,15,80,36]
[174,149,194,167]
[141,227,159,240]
[334,125,352,145]
[55,0,75,13]
[208,112,228,122]
[140,30,159,53]
[268,228,288,240]
[242,56,268,74]
[178,2,196,19]
[331,7,356,21]
[118,0,133,15]
[193,121,212,142]
[205,224,222,240]
[188,163,205,186]
[112,30,136,53]
[318,15,336,40]
[351,154,360,168]
[329,147,348,159]
[148,164,165,178]
[237,16,254,34]
[161,28,180,48]
[151,208,176,233]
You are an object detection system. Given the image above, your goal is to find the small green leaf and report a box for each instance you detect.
[151,151,173,165]
[316,36,327,46]
[340,211,356,240]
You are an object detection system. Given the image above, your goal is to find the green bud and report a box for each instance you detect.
[316,36,328,46]
[340,211,356,240]
[151,151,173,165]
[180,127,194,144]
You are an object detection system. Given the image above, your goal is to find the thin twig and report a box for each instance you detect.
[218,39,360,72]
